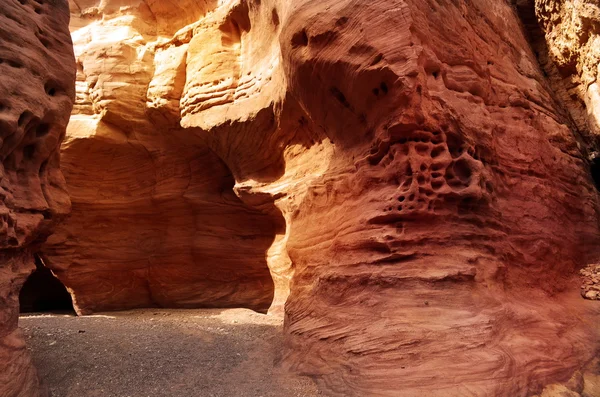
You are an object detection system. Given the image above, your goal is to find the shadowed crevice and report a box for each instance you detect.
[19,255,74,313]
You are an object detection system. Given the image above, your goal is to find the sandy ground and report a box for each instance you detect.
[20,309,322,397]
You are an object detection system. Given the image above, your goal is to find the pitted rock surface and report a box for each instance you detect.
[0,0,75,396]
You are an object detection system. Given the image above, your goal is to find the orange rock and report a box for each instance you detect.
[34,0,600,395]
[0,0,75,395]
[533,0,600,141]
[42,0,283,315]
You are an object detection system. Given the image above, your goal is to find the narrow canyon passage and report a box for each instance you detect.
[4,0,600,396]
[20,309,321,397]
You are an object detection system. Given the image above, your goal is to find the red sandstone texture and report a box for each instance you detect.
[27,0,600,395]
[279,1,600,395]
[0,0,75,396]
[40,0,281,315]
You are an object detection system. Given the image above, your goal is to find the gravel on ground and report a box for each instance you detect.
[20,308,322,397]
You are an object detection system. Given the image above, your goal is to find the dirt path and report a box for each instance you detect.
[20,309,322,397]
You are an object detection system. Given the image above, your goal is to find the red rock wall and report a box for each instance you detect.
[37,0,600,395]
[278,0,600,395]
[41,0,281,314]
[0,0,75,395]
[43,128,279,313]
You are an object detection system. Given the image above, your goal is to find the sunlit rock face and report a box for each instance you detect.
[42,0,600,395]
[533,0,600,143]
[0,0,75,396]
[40,0,282,315]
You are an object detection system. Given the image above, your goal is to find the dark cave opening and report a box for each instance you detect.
[19,256,74,313]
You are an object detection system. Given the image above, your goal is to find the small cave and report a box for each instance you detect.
[19,256,74,313]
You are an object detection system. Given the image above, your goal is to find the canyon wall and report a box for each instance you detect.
[0,0,75,396]
[534,0,600,145]
[42,0,283,314]
[278,1,600,395]
[33,0,600,396]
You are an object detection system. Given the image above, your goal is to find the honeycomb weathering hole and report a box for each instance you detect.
[453,158,473,183]
[23,144,36,159]
[291,29,309,47]
[18,111,32,126]
[44,82,57,96]
[36,123,50,137]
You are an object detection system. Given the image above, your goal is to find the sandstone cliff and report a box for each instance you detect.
[30,0,600,395]
[0,0,75,396]
[41,0,284,314]
[533,0,600,144]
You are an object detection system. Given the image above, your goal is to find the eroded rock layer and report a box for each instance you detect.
[278,1,600,395]
[534,0,600,144]
[41,0,281,314]
[39,0,600,395]
[0,0,75,396]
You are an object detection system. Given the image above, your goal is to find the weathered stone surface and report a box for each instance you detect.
[0,251,41,397]
[0,0,75,395]
[41,0,282,314]
[277,1,600,395]
[37,0,600,395]
[581,263,600,300]
[532,0,600,145]
[582,372,600,397]
[566,370,585,394]
[540,384,581,397]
